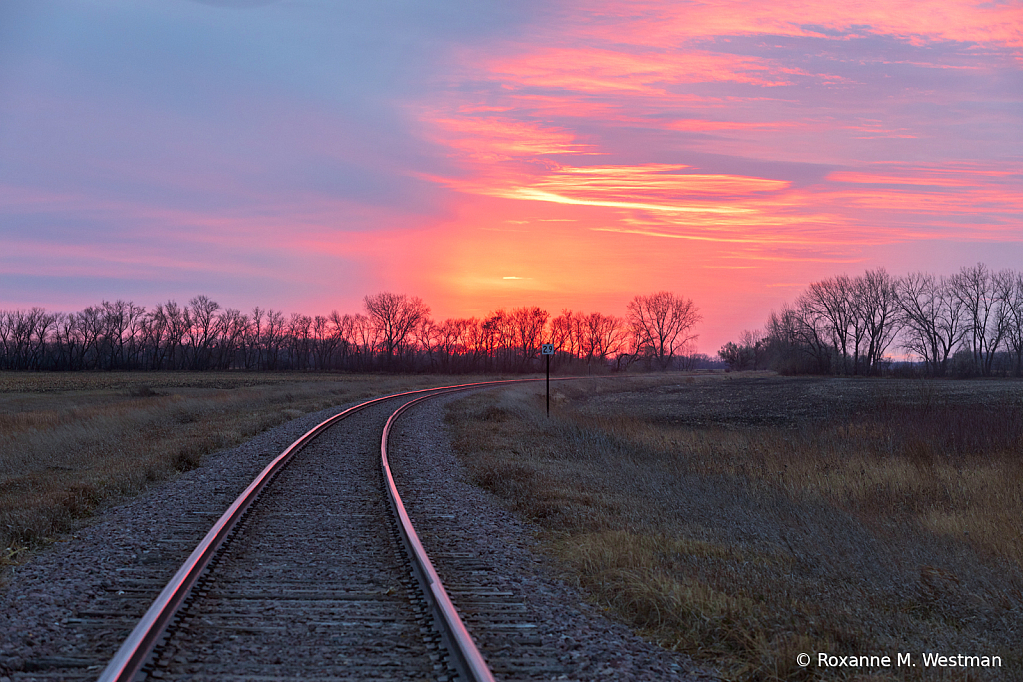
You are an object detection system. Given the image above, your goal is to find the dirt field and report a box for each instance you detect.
[0,371,516,573]
[447,373,1023,681]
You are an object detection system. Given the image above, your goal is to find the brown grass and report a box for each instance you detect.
[446,375,1023,681]
[0,371,506,572]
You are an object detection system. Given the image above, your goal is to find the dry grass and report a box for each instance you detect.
[0,371,505,572]
[446,375,1023,681]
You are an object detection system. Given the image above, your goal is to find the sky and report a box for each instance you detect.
[1,0,1021,353]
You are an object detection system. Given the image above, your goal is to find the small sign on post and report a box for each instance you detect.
[541,344,555,416]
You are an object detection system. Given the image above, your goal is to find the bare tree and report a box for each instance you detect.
[479,310,515,371]
[328,310,358,368]
[215,309,248,370]
[548,311,573,357]
[949,263,1011,375]
[266,310,287,370]
[896,273,964,376]
[78,306,105,370]
[0,312,11,368]
[510,306,549,369]
[800,275,859,373]
[461,317,489,371]
[583,312,627,365]
[720,329,767,371]
[309,315,334,370]
[412,316,440,371]
[430,318,467,373]
[185,295,221,370]
[350,312,378,369]
[51,312,79,370]
[139,305,165,369]
[855,268,899,374]
[287,313,313,370]
[767,302,834,373]
[4,308,57,369]
[159,301,189,370]
[1005,272,1023,376]
[363,292,430,368]
[627,292,701,369]
[242,307,265,370]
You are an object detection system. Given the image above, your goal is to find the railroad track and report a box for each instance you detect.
[93,380,563,682]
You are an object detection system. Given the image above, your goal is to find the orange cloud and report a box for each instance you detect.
[485,48,800,93]
[828,166,1020,187]
[822,164,1023,230]
[572,0,1023,49]
[423,115,593,159]
[430,163,800,229]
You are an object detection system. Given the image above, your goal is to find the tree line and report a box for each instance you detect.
[719,263,1023,377]
[0,292,701,373]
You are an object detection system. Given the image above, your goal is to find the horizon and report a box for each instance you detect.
[0,258,1015,363]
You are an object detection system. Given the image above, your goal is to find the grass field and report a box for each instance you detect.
[447,374,1023,681]
[0,371,509,572]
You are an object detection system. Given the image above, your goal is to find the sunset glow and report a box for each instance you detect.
[1,0,1020,352]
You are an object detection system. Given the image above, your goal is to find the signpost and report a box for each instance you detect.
[541,343,555,416]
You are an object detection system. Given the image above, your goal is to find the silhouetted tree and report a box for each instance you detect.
[855,269,899,374]
[1005,272,1023,376]
[719,329,766,371]
[896,272,964,376]
[510,306,549,370]
[364,292,430,369]
[949,263,1011,376]
[627,291,701,369]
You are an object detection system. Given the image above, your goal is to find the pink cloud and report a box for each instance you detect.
[570,0,1023,49]
[485,48,800,92]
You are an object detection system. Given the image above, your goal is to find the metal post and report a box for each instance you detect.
[540,343,554,417]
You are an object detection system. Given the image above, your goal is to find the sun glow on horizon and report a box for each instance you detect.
[396,0,1021,350]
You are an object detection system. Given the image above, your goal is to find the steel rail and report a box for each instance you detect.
[96,378,537,682]
[381,389,501,682]
[380,375,591,682]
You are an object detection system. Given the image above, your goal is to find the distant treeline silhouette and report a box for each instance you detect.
[719,263,1023,377]
[0,292,702,373]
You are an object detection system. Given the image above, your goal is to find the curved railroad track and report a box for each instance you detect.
[95,379,553,682]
